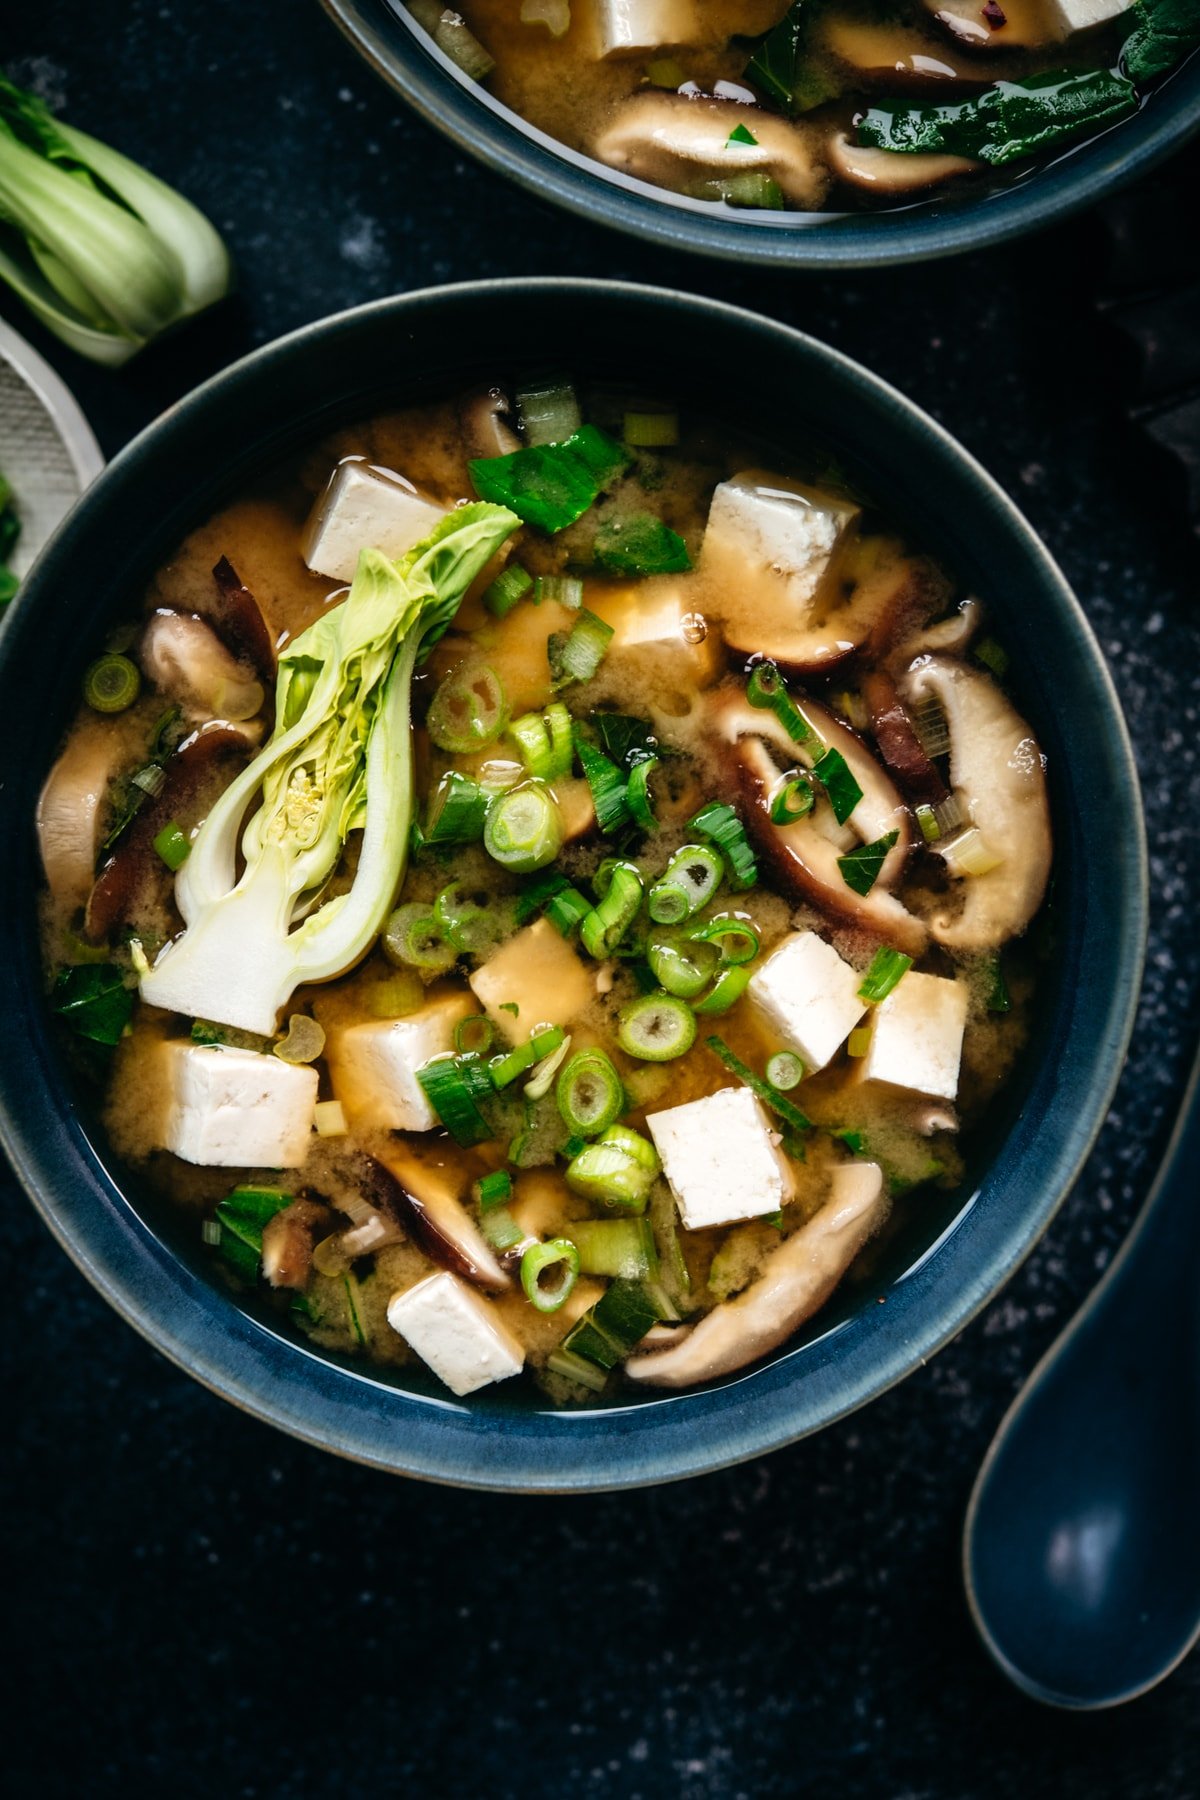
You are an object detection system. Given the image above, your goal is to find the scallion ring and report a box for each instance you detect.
[383,902,458,973]
[687,914,760,965]
[483,780,565,874]
[646,932,718,1000]
[424,770,488,845]
[454,1014,495,1056]
[647,843,723,925]
[617,991,696,1062]
[580,862,643,959]
[769,772,815,825]
[556,1048,624,1137]
[521,1238,580,1314]
[692,964,752,1014]
[84,653,141,714]
[766,1051,805,1091]
[426,664,508,752]
[626,756,659,829]
[434,881,513,956]
[746,659,816,746]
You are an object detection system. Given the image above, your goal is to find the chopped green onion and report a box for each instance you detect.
[83,653,140,714]
[813,747,863,825]
[550,607,613,686]
[489,1022,567,1091]
[916,792,968,844]
[690,172,785,209]
[52,962,132,1047]
[469,425,630,534]
[483,564,533,618]
[847,1026,872,1058]
[556,1047,624,1137]
[546,885,590,936]
[647,932,718,1000]
[770,772,814,824]
[648,843,723,925]
[580,861,643,959]
[838,830,899,897]
[858,947,912,1003]
[689,801,757,890]
[409,0,495,77]
[521,1237,580,1313]
[152,819,190,871]
[383,901,458,972]
[705,1035,811,1133]
[575,732,632,834]
[525,1031,572,1100]
[481,1205,525,1252]
[589,1278,663,1352]
[686,914,759,965]
[514,868,568,925]
[940,826,1004,878]
[533,574,583,608]
[645,56,686,87]
[506,701,574,780]
[766,1050,804,1090]
[618,990,696,1062]
[416,1052,494,1145]
[986,951,1011,1014]
[546,1346,610,1392]
[973,635,1010,679]
[623,410,678,448]
[746,660,818,746]
[568,1217,657,1280]
[424,770,488,845]
[201,1218,222,1246]
[566,1127,660,1213]
[516,375,581,446]
[626,755,659,829]
[213,1185,292,1282]
[274,1014,326,1065]
[592,514,691,577]
[910,694,950,760]
[426,664,508,752]
[474,1168,513,1211]
[857,68,1137,168]
[455,1013,495,1055]
[483,779,564,873]
[434,880,513,956]
[692,963,752,1014]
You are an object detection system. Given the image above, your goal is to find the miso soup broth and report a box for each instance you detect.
[37,375,1052,1404]
[404,0,1197,215]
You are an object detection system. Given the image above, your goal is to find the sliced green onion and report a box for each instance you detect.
[551,607,613,686]
[516,375,581,446]
[705,1035,811,1134]
[574,731,632,834]
[727,122,758,145]
[514,868,568,925]
[911,694,951,760]
[545,1346,610,1392]
[556,1048,624,1137]
[507,700,573,780]
[525,1031,572,1100]
[482,564,533,619]
[426,664,508,752]
[645,56,686,87]
[940,826,1004,878]
[546,885,590,936]
[274,1013,326,1065]
[692,964,752,1014]
[213,1185,292,1281]
[481,1205,525,1252]
[648,843,723,924]
[131,763,166,798]
[416,1052,494,1145]
[647,932,718,1000]
[594,1277,663,1345]
[434,880,513,956]
[623,410,678,448]
[489,1022,566,1090]
[83,653,140,714]
[566,1126,660,1213]
[858,947,912,1004]
[770,772,814,825]
[974,635,1010,679]
[521,1237,580,1313]
[424,770,488,845]
[625,755,659,829]
[689,801,757,890]
[686,914,759,965]
[384,901,458,972]
[651,1179,690,1302]
[483,779,564,873]
[690,172,785,209]
[985,951,1011,1014]
[618,991,696,1062]
[746,660,816,746]
[837,830,899,897]
[455,1013,495,1055]
[813,747,864,826]
[534,574,583,608]
[916,792,966,845]
[474,1168,513,1211]
[580,862,643,959]
[409,0,495,77]
[568,1217,656,1280]
[766,1051,804,1090]
[152,819,190,871]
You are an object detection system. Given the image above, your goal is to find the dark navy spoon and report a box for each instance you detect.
[964,1036,1200,1708]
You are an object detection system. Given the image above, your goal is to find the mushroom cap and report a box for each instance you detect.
[714,691,928,956]
[37,716,127,913]
[372,1145,510,1294]
[594,93,831,207]
[625,1161,888,1387]
[458,386,520,462]
[140,609,265,724]
[900,654,1052,950]
[862,669,948,805]
[827,131,979,197]
[891,596,983,668]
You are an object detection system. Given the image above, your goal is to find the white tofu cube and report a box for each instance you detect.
[861,971,968,1101]
[747,931,867,1074]
[596,0,698,57]
[387,1272,525,1397]
[158,1043,317,1168]
[599,581,722,688]
[703,470,859,611]
[1046,0,1129,32]
[328,993,475,1133]
[303,461,447,584]
[647,1086,795,1232]
[469,918,594,1045]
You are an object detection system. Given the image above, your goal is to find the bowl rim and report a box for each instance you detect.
[318,0,1200,269]
[0,278,1148,1490]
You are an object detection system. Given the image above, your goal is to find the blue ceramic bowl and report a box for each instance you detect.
[321,0,1200,268]
[0,281,1146,1489]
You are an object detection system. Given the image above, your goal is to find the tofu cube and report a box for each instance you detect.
[328,993,475,1133]
[702,470,860,612]
[861,971,968,1101]
[469,918,594,1045]
[747,931,867,1074]
[647,1086,795,1232]
[597,581,722,690]
[1046,0,1129,32]
[596,0,698,57]
[386,1272,525,1397]
[158,1043,317,1168]
[303,461,447,584]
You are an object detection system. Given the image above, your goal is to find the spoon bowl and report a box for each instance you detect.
[964,1038,1200,1708]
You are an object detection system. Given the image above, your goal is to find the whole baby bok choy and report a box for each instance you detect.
[140,504,519,1035]
[0,70,231,365]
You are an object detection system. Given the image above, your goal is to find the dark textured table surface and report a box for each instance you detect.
[4,6,1199,1795]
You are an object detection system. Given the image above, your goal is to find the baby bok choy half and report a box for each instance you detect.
[0,70,231,365]
[140,504,519,1035]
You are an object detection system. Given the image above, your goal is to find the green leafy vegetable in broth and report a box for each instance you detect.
[857,70,1139,167]
[592,513,691,576]
[52,963,132,1047]
[1122,0,1200,79]
[744,0,840,115]
[469,426,631,533]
